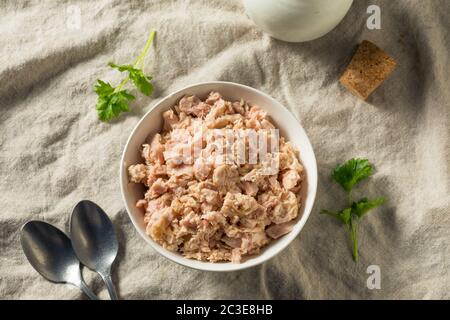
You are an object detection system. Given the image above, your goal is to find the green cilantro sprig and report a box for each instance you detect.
[94,31,156,121]
[321,158,386,262]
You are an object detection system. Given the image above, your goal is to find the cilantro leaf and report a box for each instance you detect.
[332,158,373,192]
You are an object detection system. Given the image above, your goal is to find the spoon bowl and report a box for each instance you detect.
[20,221,98,300]
[70,200,119,300]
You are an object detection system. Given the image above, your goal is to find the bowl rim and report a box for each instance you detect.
[119,81,318,272]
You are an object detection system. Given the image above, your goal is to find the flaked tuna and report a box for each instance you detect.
[128,92,304,263]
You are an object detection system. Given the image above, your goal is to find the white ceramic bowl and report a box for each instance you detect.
[120,81,317,271]
[243,0,354,42]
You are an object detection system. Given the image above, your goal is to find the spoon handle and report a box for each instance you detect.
[101,273,118,300]
[78,280,99,300]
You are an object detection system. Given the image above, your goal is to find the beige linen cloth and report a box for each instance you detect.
[1,0,449,299]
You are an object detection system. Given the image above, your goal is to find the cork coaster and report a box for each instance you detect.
[340,40,397,100]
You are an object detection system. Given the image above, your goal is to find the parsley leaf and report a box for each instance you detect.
[321,208,352,225]
[332,158,373,192]
[94,31,156,121]
[352,197,385,218]
[95,80,135,122]
[108,63,154,96]
[321,158,386,262]
[321,197,385,262]
[94,79,115,96]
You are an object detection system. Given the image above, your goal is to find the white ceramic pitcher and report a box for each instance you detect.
[243,0,354,42]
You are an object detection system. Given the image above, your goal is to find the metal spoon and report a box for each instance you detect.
[70,200,119,300]
[20,221,98,300]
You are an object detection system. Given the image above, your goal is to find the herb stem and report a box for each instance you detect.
[115,77,130,93]
[134,30,156,68]
[349,220,358,262]
[114,30,156,93]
